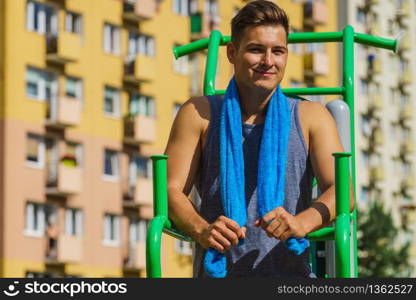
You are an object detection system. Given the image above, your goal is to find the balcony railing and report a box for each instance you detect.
[124,114,156,144]
[123,0,156,22]
[46,163,82,196]
[124,242,146,270]
[46,234,82,264]
[46,96,81,128]
[304,1,328,26]
[124,55,156,84]
[369,166,384,182]
[304,52,329,76]
[46,32,80,64]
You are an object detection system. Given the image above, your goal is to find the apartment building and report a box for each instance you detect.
[338,0,416,273]
[0,0,339,278]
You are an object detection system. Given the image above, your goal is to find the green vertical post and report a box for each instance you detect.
[146,215,166,278]
[343,25,358,277]
[204,30,222,95]
[333,152,352,278]
[151,155,169,218]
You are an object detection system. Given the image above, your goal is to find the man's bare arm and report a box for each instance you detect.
[165,97,245,252]
[295,101,355,234]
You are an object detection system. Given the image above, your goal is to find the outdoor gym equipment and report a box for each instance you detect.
[146,25,397,278]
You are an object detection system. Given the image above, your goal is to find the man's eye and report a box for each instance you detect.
[249,48,262,53]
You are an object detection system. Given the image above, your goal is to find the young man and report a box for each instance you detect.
[164,0,354,277]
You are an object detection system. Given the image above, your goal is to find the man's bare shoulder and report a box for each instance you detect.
[173,96,211,136]
[298,100,335,130]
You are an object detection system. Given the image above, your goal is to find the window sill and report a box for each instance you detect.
[102,174,119,183]
[24,230,44,238]
[25,161,44,169]
[102,239,120,247]
[103,114,121,120]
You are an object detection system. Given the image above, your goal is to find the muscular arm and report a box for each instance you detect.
[258,102,355,240]
[165,97,209,242]
[295,101,355,234]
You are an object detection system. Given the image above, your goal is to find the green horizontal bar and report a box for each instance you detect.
[283,87,345,96]
[211,87,344,96]
[288,31,343,43]
[307,226,335,241]
[354,33,397,52]
[174,31,397,59]
[163,227,194,242]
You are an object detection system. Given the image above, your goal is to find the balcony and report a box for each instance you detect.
[125,176,152,206]
[369,166,384,182]
[190,12,220,41]
[400,140,414,157]
[123,0,156,22]
[399,35,411,53]
[402,175,415,190]
[124,114,156,144]
[304,52,329,76]
[46,96,81,128]
[370,128,383,147]
[303,1,328,26]
[124,55,156,84]
[363,0,380,11]
[367,55,382,77]
[46,32,80,64]
[399,104,413,124]
[399,69,412,87]
[46,163,82,196]
[46,234,82,264]
[124,242,146,270]
[396,0,410,23]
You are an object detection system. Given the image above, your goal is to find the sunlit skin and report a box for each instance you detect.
[227,25,288,121]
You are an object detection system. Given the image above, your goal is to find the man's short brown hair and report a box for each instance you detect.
[231,0,289,47]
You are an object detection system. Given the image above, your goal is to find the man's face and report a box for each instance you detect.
[227,25,288,93]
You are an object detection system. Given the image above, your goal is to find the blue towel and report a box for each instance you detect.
[204,77,310,278]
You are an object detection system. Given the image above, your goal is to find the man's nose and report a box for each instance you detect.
[261,51,273,67]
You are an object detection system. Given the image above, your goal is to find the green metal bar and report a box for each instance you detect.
[212,87,344,96]
[146,215,167,278]
[307,227,335,241]
[354,33,397,52]
[288,31,343,43]
[163,227,193,242]
[333,152,352,278]
[342,25,358,278]
[204,30,222,95]
[151,155,170,222]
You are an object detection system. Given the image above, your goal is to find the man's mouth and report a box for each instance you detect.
[253,69,276,76]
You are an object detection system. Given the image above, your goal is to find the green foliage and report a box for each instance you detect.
[357,201,413,277]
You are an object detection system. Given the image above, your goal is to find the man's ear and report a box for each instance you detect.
[226,42,237,64]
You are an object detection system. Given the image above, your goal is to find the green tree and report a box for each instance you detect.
[357,201,412,277]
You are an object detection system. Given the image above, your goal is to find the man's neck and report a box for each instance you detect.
[236,83,276,124]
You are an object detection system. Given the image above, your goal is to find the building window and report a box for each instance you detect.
[175,240,193,256]
[104,86,120,118]
[129,94,155,117]
[103,149,119,179]
[26,67,56,101]
[65,11,82,34]
[129,218,148,244]
[64,141,83,168]
[173,0,197,16]
[128,32,155,56]
[26,1,57,35]
[26,133,45,168]
[360,187,369,205]
[65,76,83,100]
[103,214,120,246]
[65,208,83,236]
[25,202,46,237]
[103,23,120,55]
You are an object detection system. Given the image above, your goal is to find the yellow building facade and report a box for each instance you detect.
[0,0,338,278]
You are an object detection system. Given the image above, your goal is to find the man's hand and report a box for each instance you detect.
[254,206,307,242]
[197,216,246,253]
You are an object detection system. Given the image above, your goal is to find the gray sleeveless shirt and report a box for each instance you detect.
[193,95,315,278]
